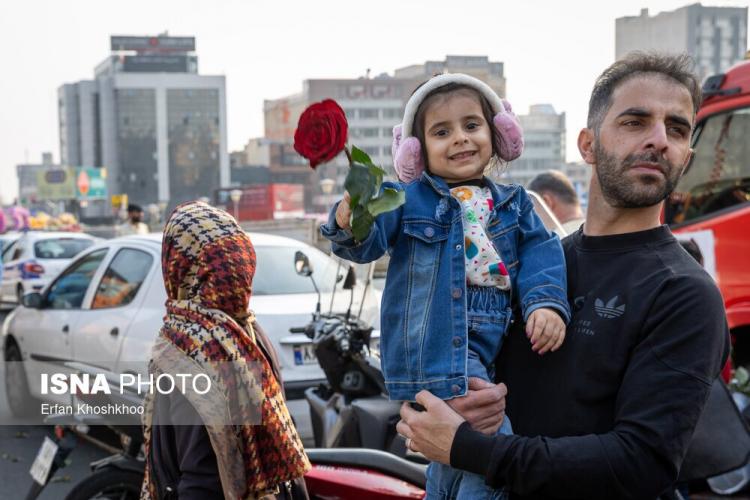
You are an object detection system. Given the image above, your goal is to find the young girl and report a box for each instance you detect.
[321,73,570,499]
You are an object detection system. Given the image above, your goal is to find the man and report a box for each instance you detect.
[528,170,585,233]
[117,204,149,236]
[398,53,729,499]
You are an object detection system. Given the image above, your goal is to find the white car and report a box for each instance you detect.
[2,232,379,415]
[1,231,100,305]
[0,232,21,253]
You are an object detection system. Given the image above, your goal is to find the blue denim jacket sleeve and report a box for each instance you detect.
[319,181,404,264]
[515,188,571,323]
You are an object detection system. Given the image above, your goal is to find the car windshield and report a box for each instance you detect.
[666,106,750,225]
[253,245,343,295]
[34,238,94,259]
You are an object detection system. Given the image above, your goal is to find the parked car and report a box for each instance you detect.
[0,232,21,253]
[1,231,99,305]
[1,232,379,415]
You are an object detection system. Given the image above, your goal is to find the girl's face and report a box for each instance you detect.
[422,92,492,183]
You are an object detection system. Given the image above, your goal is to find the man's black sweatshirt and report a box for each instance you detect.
[451,225,730,499]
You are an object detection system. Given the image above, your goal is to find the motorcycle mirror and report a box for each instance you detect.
[294,251,313,277]
[343,266,356,290]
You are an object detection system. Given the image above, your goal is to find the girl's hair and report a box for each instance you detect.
[410,81,506,173]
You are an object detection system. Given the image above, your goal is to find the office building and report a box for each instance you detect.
[58,34,228,210]
[616,4,748,80]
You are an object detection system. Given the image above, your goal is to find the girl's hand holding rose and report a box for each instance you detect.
[336,191,352,231]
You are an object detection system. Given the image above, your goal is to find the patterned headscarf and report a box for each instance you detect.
[141,201,310,499]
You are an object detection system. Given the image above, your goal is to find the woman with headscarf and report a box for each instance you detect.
[141,201,310,499]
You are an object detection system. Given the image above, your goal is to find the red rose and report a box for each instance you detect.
[293,99,348,168]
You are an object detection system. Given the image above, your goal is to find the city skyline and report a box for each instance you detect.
[1,0,748,204]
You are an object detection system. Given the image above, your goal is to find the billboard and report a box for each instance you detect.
[75,167,108,200]
[37,169,76,201]
[35,168,108,201]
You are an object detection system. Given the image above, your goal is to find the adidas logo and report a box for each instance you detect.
[595,296,626,319]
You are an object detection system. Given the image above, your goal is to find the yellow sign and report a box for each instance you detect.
[111,194,129,210]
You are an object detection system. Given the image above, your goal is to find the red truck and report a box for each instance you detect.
[666,55,750,377]
[215,183,305,221]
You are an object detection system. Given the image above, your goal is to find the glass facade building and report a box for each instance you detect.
[167,88,221,206]
[116,89,158,206]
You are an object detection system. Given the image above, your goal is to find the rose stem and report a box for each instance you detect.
[344,146,353,167]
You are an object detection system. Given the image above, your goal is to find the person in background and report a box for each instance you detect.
[141,201,309,499]
[679,238,704,266]
[117,204,149,236]
[527,170,585,233]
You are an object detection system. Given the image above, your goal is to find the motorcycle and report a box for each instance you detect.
[293,251,418,461]
[24,413,144,500]
[683,378,750,496]
[25,414,426,500]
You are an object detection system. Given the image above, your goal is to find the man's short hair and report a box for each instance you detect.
[528,170,579,206]
[127,204,143,213]
[587,52,702,131]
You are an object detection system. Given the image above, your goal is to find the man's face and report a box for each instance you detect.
[592,75,694,208]
[129,210,143,223]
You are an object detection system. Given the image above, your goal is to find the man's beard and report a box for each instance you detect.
[594,142,681,208]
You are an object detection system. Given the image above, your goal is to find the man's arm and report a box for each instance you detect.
[452,274,729,499]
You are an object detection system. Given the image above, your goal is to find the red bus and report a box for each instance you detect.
[667,56,750,376]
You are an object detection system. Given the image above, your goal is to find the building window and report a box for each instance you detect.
[383,108,402,119]
[372,85,390,98]
[361,128,379,137]
[358,109,378,119]
[347,85,366,98]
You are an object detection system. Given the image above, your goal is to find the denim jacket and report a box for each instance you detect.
[321,172,570,401]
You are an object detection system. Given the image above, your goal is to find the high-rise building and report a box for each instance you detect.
[616,4,748,80]
[501,104,566,187]
[58,34,228,210]
[263,55,507,207]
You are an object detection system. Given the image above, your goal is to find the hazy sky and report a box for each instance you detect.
[1,0,748,204]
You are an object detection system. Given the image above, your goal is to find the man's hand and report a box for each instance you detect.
[526,307,566,355]
[447,378,506,435]
[397,390,465,465]
[335,191,352,230]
